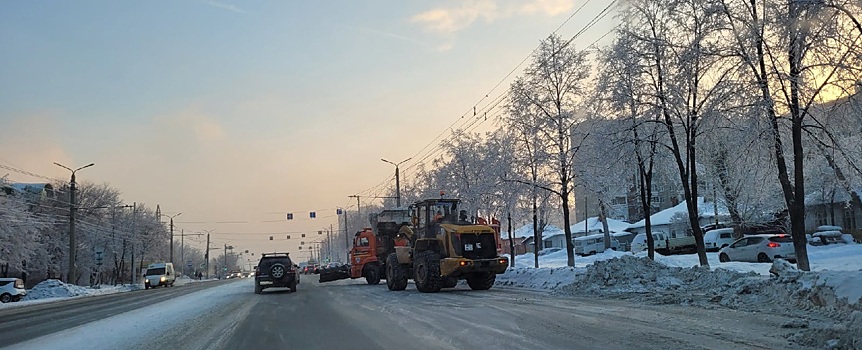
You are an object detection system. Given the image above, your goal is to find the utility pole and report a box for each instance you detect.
[348,195,361,226]
[381,157,412,207]
[163,212,182,265]
[328,225,333,262]
[131,202,137,285]
[54,162,94,284]
[205,233,210,279]
[508,211,515,267]
[224,243,228,277]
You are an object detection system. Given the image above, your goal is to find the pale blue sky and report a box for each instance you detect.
[0,0,618,257]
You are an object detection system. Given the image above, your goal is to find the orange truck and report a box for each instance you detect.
[318,208,411,284]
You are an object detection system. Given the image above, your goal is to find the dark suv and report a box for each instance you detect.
[254,253,299,294]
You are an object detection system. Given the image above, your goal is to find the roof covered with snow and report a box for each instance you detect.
[569,217,631,234]
[502,224,564,239]
[629,197,729,229]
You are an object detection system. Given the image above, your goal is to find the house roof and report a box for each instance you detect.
[569,217,631,234]
[629,197,729,229]
[805,188,862,206]
[501,224,564,239]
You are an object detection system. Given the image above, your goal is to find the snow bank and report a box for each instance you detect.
[24,279,136,300]
[499,244,862,349]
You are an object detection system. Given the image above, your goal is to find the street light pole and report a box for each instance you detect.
[381,157,411,207]
[163,212,182,265]
[54,162,94,284]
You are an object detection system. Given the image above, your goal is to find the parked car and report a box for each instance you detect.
[808,226,849,246]
[703,228,736,252]
[719,234,796,263]
[573,233,619,256]
[630,231,668,253]
[0,278,26,303]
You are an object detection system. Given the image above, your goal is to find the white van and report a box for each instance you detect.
[704,228,736,251]
[144,262,176,289]
[630,231,668,253]
[573,233,620,256]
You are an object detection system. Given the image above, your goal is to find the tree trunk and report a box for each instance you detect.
[599,198,611,250]
[561,186,575,267]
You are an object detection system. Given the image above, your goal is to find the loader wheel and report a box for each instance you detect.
[386,254,408,291]
[365,264,381,285]
[466,272,495,291]
[441,276,458,288]
[414,251,442,293]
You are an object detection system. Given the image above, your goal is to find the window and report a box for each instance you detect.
[545,240,553,248]
[359,237,370,246]
[720,233,731,239]
[816,210,828,227]
[844,207,857,231]
[730,238,748,248]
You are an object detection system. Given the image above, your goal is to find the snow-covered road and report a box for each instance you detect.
[2,275,816,350]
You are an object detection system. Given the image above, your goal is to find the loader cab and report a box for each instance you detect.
[411,198,461,239]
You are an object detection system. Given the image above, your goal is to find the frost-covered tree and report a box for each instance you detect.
[507,34,592,267]
[719,0,862,270]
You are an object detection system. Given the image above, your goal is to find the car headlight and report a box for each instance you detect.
[160,276,166,282]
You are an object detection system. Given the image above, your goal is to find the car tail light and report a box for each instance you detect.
[498,258,507,265]
[767,242,780,248]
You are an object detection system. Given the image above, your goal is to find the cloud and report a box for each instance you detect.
[410,0,499,34]
[410,0,575,34]
[520,0,575,16]
[154,107,225,142]
[201,0,247,14]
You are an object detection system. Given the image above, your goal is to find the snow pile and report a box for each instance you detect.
[22,279,136,301]
[25,279,94,299]
[553,256,862,349]
[496,266,578,290]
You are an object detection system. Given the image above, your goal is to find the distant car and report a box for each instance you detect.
[0,278,26,303]
[719,234,796,263]
[630,231,668,253]
[255,252,299,294]
[808,226,848,246]
[574,234,620,256]
[703,228,736,252]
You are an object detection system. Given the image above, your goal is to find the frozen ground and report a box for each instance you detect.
[497,243,862,349]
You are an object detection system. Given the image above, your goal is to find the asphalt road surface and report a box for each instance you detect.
[3,276,812,350]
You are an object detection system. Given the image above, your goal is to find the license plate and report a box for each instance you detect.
[465,244,474,251]
[260,281,273,285]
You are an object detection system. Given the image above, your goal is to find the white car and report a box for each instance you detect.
[703,228,736,252]
[719,234,796,263]
[573,234,620,256]
[630,231,668,253]
[0,278,26,303]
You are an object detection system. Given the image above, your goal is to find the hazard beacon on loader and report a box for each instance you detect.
[386,198,508,293]
[318,208,411,284]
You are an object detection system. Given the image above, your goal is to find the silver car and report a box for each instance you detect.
[0,278,26,303]
[718,234,796,263]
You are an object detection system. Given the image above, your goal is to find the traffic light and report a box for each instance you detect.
[337,208,343,215]
[286,235,291,239]
[269,236,273,240]
[245,250,249,253]
[318,230,323,235]
[302,233,306,238]
[299,246,302,250]
[287,213,294,220]
[310,212,316,218]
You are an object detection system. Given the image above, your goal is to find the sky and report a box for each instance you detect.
[0,0,618,261]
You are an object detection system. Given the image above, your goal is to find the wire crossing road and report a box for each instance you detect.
[3,277,810,350]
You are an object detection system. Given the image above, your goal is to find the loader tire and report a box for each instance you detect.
[466,272,495,291]
[386,254,408,291]
[414,251,442,293]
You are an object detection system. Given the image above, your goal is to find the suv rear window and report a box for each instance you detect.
[769,236,794,243]
[259,253,292,267]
